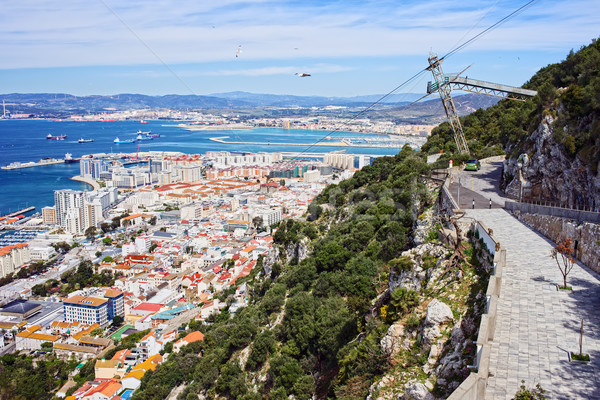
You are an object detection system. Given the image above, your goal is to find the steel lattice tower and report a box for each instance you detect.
[427,53,470,154]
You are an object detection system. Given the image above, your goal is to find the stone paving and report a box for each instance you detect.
[465,209,600,399]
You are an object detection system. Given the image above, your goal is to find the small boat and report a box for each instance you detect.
[78,138,94,143]
[136,129,159,138]
[114,137,135,144]
[140,120,148,123]
[47,134,67,140]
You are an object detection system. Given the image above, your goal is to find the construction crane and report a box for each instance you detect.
[425,52,538,155]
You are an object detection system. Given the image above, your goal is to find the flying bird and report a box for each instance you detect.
[235,45,242,58]
[295,72,311,77]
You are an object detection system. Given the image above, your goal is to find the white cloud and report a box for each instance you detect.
[0,0,598,70]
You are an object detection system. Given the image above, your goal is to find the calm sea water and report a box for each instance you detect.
[0,119,403,215]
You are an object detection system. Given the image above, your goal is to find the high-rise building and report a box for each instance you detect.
[55,189,86,234]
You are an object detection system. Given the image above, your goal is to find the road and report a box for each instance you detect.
[447,156,507,209]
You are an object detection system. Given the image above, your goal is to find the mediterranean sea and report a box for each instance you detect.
[0,119,406,216]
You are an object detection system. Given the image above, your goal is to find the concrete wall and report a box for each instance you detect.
[448,221,504,400]
[506,201,600,224]
[512,212,600,274]
[474,222,497,257]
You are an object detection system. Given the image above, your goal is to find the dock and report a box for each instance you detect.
[1,207,35,219]
[1,158,65,170]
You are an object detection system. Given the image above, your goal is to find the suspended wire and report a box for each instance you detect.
[441,0,537,61]
[100,0,537,163]
[290,69,429,159]
[291,0,538,160]
[446,0,502,57]
[99,0,198,96]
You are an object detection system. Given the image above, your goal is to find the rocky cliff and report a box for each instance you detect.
[503,115,600,211]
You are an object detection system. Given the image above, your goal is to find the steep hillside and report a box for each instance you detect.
[422,37,600,209]
[130,147,489,400]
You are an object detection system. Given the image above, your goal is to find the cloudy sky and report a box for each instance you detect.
[1,0,598,97]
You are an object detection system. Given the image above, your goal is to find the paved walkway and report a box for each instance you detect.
[465,209,600,399]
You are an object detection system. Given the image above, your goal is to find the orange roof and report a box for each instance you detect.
[111,349,132,361]
[84,379,122,398]
[242,245,257,253]
[103,288,123,298]
[121,214,142,221]
[63,295,107,307]
[123,369,145,381]
[182,331,204,344]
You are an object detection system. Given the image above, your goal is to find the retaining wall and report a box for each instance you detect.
[512,212,600,274]
[505,200,600,224]
[448,220,504,400]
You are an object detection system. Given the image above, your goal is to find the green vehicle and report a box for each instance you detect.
[465,159,481,171]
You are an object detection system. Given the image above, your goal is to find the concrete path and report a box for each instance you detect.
[465,209,600,399]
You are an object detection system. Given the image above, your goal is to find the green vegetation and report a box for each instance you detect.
[0,353,77,399]
[512,380,546,400]
[570,352,590,362]
[32,260,115,297]
[132,146,434,399]
[423,37,600,171]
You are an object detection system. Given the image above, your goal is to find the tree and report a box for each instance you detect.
[252,216,263,230]
[85,226,97,242]
[111,316,124,327]
[100,222,111,233]
[102,256,114,263]
[550,238,575,289]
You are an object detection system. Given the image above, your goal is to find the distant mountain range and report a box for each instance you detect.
[0,91,497,123]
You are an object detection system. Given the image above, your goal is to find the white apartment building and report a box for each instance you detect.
[173,165,202,183]
[135,236,151,253]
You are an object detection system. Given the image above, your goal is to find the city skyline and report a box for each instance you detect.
[1,0,599,97]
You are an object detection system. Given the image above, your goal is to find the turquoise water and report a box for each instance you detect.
[0,120,403,215]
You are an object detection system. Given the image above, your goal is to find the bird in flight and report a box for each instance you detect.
[235,45,242,58]
[295,72,311,77]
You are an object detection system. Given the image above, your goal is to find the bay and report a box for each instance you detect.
[0,119,404,216]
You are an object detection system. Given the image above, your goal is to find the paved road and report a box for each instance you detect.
[448,159,507,209]
[465,208,600,399]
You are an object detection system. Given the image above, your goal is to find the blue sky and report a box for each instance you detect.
[0,0,598,97]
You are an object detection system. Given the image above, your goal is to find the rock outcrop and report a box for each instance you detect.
[503,116,600,211]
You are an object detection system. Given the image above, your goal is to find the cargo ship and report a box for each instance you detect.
[64,153,80,163]
[47,134,67,140]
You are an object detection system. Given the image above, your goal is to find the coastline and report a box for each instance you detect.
[70,175,100,191]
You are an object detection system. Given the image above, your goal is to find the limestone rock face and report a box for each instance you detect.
[425,299,453,327]
[503,116,600,210]
[403,382,436,400]
[388,243,447,292]
[381,322,407,358]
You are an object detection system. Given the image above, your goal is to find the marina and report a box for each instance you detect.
[0,229,46,247]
